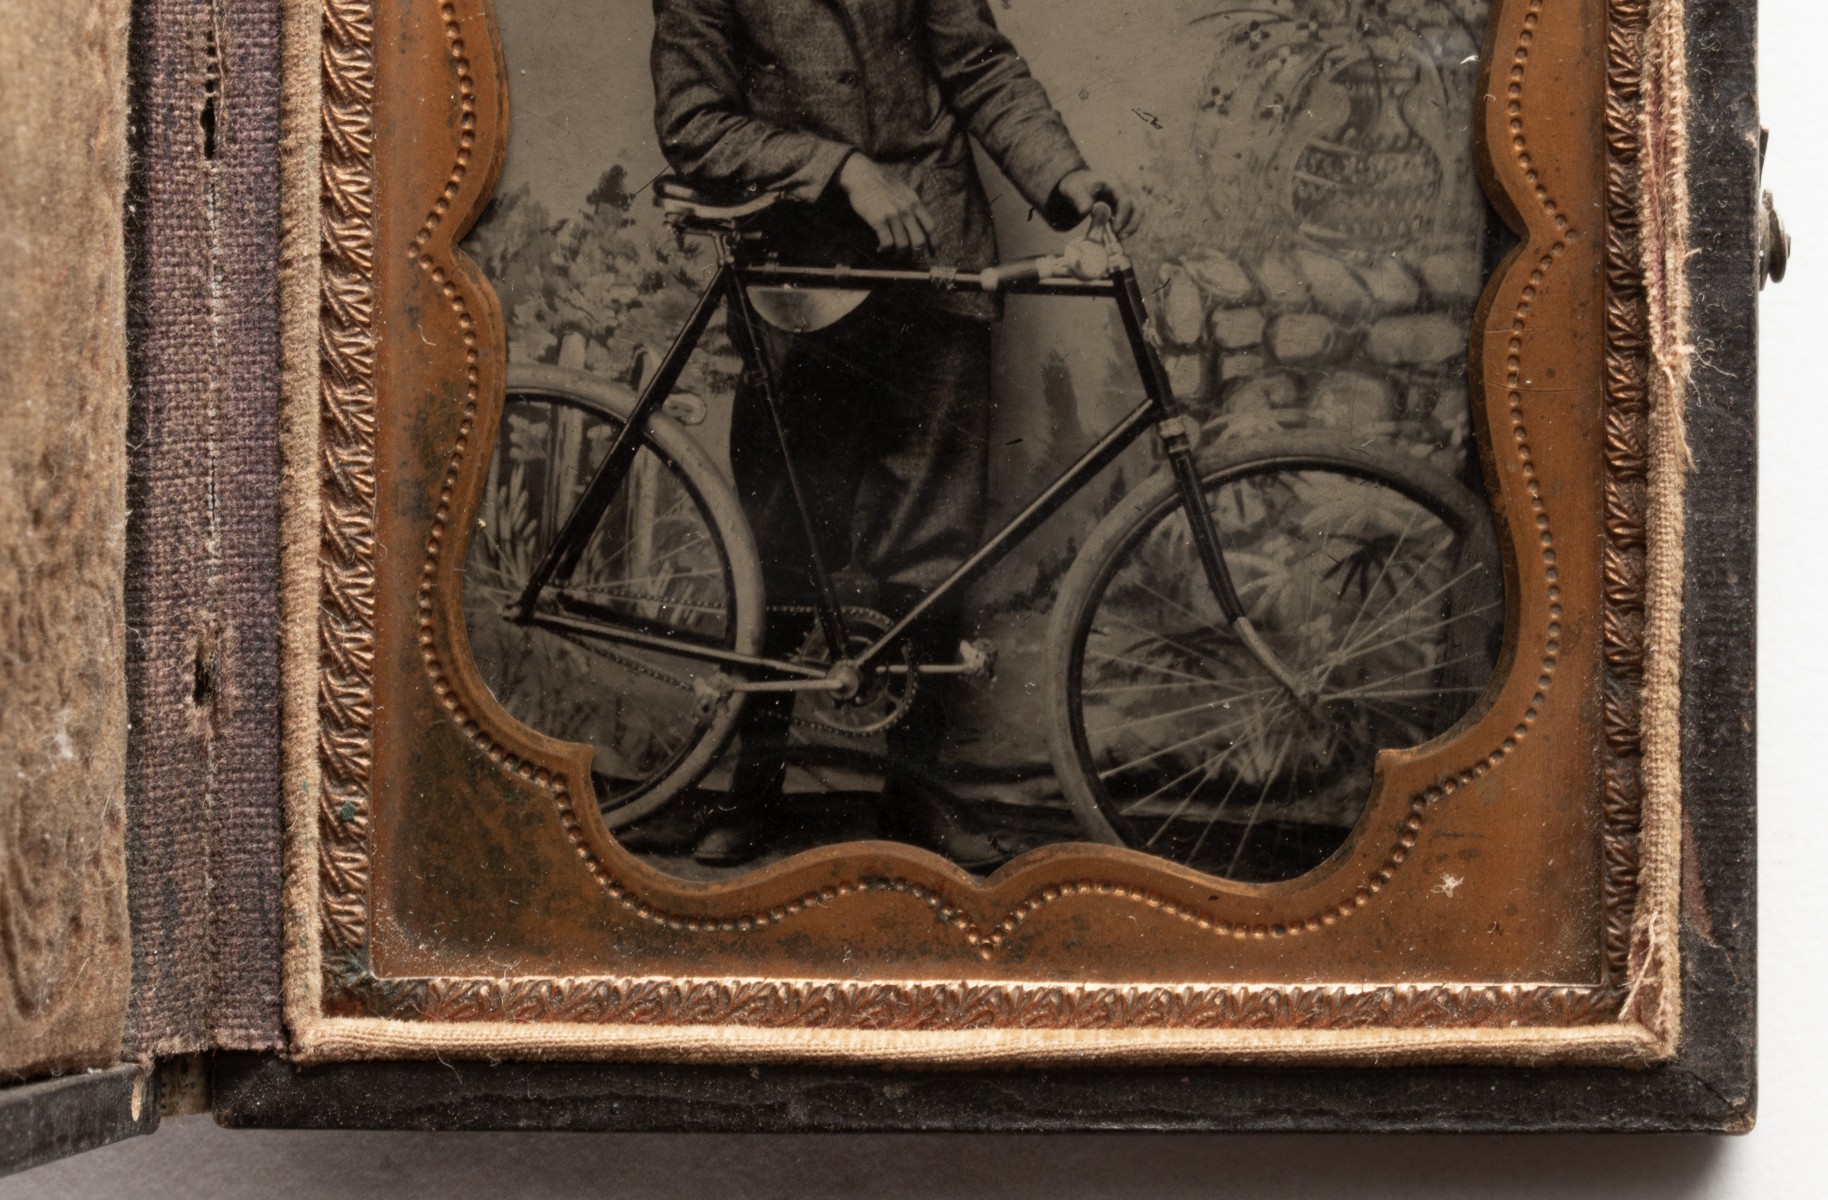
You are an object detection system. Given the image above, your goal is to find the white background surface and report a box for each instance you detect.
[7,0,1824,1193]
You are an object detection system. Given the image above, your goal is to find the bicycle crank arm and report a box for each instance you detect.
[695,643,995,714]
[718,675,853,695]
[882,639,997,680]
[690,669,856,721]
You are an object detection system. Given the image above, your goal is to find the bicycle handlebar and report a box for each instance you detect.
[985,198,1127,289]
[734,202,1130,297]
[738,259,1119,297]
[981,237,1111,291]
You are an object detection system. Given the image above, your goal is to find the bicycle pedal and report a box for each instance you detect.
[959,638,997,681]
[691,672,733,719]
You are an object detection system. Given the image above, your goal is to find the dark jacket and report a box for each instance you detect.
[651,0,1088,315]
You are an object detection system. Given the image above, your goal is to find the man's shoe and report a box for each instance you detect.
[693,811,763,866]
[880,781,1006,872]
[696,687,795,867]
[612,820,697,856]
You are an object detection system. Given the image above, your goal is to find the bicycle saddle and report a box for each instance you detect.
[656,176,782,227]
[657,176,868,333]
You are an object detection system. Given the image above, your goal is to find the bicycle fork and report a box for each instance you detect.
[1110,257,1319,714]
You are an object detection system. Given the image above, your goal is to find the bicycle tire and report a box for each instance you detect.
[1048,429,1500,882]
[463,363,765,830]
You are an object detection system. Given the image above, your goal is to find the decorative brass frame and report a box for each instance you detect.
[293,0,1678,1065]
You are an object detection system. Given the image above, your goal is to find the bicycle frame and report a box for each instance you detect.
[509,221,1272,691]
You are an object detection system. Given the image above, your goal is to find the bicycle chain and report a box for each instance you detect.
[534,585,726,694]
[540,622,697,694]
[528,593,914,739]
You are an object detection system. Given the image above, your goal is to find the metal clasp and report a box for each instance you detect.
[1759,128,1791,289]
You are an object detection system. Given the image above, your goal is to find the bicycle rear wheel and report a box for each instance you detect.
[1049,431,1500,882]
[462,364,763,829]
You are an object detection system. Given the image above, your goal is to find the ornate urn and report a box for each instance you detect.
[1184,0,1484,259]
[1289,55,1443,255]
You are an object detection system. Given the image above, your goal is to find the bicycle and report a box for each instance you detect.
[461,181,1501,881]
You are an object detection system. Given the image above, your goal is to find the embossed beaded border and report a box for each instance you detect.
[318,0,380,963]
[343,973,1622,1031]
[317,0,1655,1034]
[1598,0,1652,987]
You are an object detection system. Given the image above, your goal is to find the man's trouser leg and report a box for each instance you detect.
[715,296,996,865]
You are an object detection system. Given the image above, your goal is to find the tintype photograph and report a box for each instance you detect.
[459,0,1505,884]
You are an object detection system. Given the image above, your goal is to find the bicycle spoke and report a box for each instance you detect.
[1084,685,1282,737]
[1322,652,1495,702]
[1327,503,1434,652]
[1097,614,1247,675]
[1081,676,1268,698]
[1120,750,1223,821]
[1142,749,1237,846]
[590,527,716,581]
[1347,699,1434,747]
[465,388,751,824]
[1119,565,1229,632]
[1220,727,1300,874]
[557,583,730,622]
[1085,646,1228,686]
[1097,695,1293,782]
[1323,530,1447,654]
[1171,762,1247,856]
[541,627,700,694]
[1326,546,1460,658]
[573,571,726,594]
[1070,456,1498,883]
[1355,683,1490,702]
[1323,585,1496,674]
[1183,725,1288,864]
[1155,750,1243,852]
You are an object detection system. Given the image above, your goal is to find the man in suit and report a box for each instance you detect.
[652,0,1139,868]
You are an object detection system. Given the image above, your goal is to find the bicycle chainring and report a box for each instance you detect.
[791,606,916,739]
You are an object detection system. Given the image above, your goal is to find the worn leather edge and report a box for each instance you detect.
[211,1037,1745,1130]
[0,0,133,1080]
[0,1066,157,1180]
[1660,0,1758,1132]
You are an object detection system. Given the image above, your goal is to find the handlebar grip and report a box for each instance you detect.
[981,257,1050,292]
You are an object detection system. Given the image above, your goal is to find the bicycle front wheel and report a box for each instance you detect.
[1049,431,1501,882]
[462,364,764,829]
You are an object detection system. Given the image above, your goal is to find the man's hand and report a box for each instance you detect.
[838,154,935,257]
[1056,169,1142,239]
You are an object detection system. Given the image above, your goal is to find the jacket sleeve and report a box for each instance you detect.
[650,0,855,203]
[923,0,1089,227]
